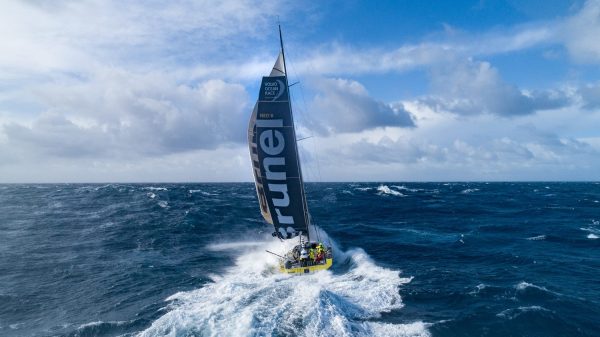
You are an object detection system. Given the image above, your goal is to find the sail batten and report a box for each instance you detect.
[248,52,309,240]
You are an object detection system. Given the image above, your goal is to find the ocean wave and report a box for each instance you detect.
[49,201,64,208]
[545,206,574,210]
[468,283,488,296]
[157,201,168,208]
[73,320,133,336]
[355,187,373,191]
[136,235,426,337]
[514,281,561,298]
[580,222,600,239]
[526,235,546,241]
[144,187,168,191]
[94,184,115,191]
[460,188,479,194]
[77,320,129,329]
[147,192,156,199]
[189,189,216,196]
[497,306,551,320]
[322,194,338,203]
[377,185,405,197]
[515,281,549,292]
[392,185,422,192]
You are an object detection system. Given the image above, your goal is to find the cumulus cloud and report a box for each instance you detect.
[422,59,571,116]
[560,0,600,63]
[0,0,295,76]
[0,144,252,183]
[304,112,600,181]
[3,69,250,158]
[0,0,303,166]
[4,114,108,158]
[339,136,446,165]
[579,83,600,109]
[305,77,414,135]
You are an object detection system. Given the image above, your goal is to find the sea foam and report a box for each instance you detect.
[136,233,427,337]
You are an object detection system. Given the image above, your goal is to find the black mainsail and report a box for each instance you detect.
[248,28,310,240]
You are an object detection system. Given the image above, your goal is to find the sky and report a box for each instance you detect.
[1,0,600,182]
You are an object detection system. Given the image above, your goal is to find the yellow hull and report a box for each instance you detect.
[279,257,333,274]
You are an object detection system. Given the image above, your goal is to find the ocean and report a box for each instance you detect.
[0,182,599,337]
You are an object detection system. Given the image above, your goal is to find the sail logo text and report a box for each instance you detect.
[262,80,285,101]
[256,118,295,233]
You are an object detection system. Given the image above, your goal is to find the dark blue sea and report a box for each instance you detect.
[1,182,599,337]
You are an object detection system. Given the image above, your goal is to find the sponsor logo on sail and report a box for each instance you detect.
[256,118,297,238]
[262,79,285,101]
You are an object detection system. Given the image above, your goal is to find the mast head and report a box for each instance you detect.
[270,53,285,76]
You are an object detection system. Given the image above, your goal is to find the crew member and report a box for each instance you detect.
[300,247,308,267]
[315,243,324,263]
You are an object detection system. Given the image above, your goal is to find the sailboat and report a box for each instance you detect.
[247,26,333,274]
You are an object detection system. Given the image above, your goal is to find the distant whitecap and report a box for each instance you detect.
[144,186,168,191]
[377,185,405,196]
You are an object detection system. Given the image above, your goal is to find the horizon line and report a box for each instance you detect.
[1,180,599,184]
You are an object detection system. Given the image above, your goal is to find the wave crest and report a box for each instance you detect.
[377,185,405,197]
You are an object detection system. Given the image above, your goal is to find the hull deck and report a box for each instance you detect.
[279,257,333,274]
[278,243,333,274]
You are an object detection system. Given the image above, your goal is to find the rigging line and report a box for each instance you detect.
[299,46,323,184]
[279,24,311,240]
[289,54,324,185]
[286,50,320,185]
[291,70,325,246]
[283,47,316,189]
[288,86,316,232]
[313,217,321,242]
[284,30,325,245]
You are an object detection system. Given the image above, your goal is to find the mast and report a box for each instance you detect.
[278,25,311,241]
[279,25,287,79]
